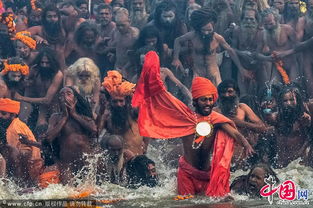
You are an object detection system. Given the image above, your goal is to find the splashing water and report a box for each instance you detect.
[0,142,312,207]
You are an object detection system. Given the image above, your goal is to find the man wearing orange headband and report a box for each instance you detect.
[132,51,254,197]
[0,98,43,184]
[0,57,29,99]
[98,70,149,156]
[15,31,38,66]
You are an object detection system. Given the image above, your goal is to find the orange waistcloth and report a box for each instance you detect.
[178,156,210,195]
[6,118,43,180]
[132,51,234,197]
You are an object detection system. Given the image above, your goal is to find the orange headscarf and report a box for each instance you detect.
[102,70,136,97]
[191,77,218,102]
[0,98,20,114]
[14,31,37,50]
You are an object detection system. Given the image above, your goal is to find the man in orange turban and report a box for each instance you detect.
[0,98,43,184]
[132,51,254,197]
[99,70,149,157]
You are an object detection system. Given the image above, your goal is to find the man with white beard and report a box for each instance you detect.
[129,0,149,29]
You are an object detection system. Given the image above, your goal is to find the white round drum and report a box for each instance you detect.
[195,121,213,137]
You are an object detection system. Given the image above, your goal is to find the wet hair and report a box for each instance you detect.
[32,47,60,76]
[126,155,157,188]
[41,4,61,26]
[97,3,113,14]
[260,7,280,22]
[134,25,164,62]
[190,7,217,32]
[154,0,177,26]
[248,163,280,184]
[65,86,93,119]
[277,85,305,120]
[217,79,241,97]
[74,21,98,46]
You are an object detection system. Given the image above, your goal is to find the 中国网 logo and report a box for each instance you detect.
[260,175,309,205]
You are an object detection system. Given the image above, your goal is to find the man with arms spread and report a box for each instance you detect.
[172,8,250,86]
[132,51,254,197]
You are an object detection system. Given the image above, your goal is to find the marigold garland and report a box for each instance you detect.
[173,195,194,200]
[15,31,37,50]
[31,0,42,12]
[1,60,29,76]
[272,53,291,85]
[0,13,16,38]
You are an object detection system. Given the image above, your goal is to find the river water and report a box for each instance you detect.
[0,141,312,208]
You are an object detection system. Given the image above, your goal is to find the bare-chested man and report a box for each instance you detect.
[0,57,28,99]
[14,48,63,136]
[108,8,139,79]
[65,21,99,65]
[27,4,67,69]
[282,0,305,40]
[232,9,263,95]
[256,8,299,85]
[44,87,97,183]
[96,4,116,40]
[275,86,311,168]
[99,71,149,156]
[129,0,149,29]
[172,8,250,86]
[132,51,254,196]
[214,80,270,169]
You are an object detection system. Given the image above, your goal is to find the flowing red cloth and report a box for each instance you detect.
[178,156,210,195]
[132,51,235,197]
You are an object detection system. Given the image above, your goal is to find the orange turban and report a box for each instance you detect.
[0,98,20,114]
[102,70,136,97]
[191,77,218,102]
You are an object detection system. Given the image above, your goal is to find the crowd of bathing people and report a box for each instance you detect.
[0,0,313,198]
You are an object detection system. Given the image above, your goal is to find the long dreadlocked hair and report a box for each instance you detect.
[190,7,217,33]
[66,86,93,119]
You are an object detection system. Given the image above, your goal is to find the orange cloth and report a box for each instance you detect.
[6,118,43,181]
[191,77,218,102]
[0,98,20,114]
[102,70,136,97]
[132,51,235,197]
[38,170,60,188]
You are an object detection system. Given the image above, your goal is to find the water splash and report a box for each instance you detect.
[0,144,312,207]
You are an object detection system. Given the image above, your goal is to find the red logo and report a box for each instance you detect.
[260,176,296,205]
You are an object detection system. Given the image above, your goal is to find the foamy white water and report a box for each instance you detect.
[0,141,312,207]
